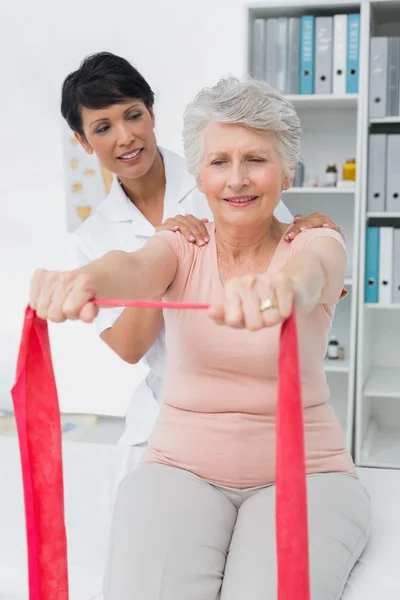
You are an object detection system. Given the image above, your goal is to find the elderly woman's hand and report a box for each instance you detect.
[29,269,99,323]
[208,272,301,330]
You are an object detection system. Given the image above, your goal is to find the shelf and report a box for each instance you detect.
[324,358,350,373]
[285,94,358,109]
[369,116,400,125]
[365,303,400,310]
[249,2,363,21]
[367,211,400,218]
[284,187,355,195]
[364,367,400,398]
[360,419,400,469]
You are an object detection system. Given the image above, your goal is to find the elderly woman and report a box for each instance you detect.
[30,78,370,600]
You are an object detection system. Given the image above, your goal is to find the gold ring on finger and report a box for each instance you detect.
[260,298,278,312]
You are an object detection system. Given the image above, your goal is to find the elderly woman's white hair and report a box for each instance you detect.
[183,77,302,179]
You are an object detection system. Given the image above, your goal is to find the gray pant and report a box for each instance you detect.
[104,464,371,600]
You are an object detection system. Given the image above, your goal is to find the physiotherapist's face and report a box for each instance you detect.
[75,99,158,180]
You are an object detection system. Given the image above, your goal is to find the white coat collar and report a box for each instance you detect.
[101,147,196,225]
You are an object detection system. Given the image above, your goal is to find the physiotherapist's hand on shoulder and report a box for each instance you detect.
[208,272,300,331]
[156,214,210,246]
[29,268,99,323]
[284,212,342,242]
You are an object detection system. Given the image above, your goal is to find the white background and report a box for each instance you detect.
[0,0,272,415]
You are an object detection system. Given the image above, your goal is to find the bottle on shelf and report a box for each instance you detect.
[342,159,356,181]
[293,160,305,187]
[327,335,340,360]
[325,163,338,187]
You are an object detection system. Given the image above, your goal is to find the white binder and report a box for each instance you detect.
[315,17,333,94]
[369,37,389,118]
[393,229,400,303]
[386,134,400,212]
[252,19,266,80]
[266,19,278,88]
[276,17,288,93]
[333,15,348,95]
[367,134,387,212]
[379,227,394,304]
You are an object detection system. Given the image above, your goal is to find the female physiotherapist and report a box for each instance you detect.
[61,51,341,447]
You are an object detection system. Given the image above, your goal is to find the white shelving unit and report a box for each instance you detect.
[247,0,400,467]
[355,0,400,470]
[247,0,364,452]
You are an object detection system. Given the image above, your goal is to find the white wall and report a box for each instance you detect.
[0,0,257,415]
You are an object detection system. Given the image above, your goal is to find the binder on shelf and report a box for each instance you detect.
[387,37,400,117]
[276,18,288,94]
[369,37,389,118]
[287,17,301,95]
[393,229,400,303]
[346,13,360,94]
[252,18,266,81]
[386,134,400,212]
[333,14,348,95]
[379,227,394,304]
[367,134,387,212]
[365,227,380,303]
[266,19,278,89]
[300,15,315,95]
[315,16,333,94]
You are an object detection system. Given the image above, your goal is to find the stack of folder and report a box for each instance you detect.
[365,227,400,304]
[251,13,360,95]
[367,134,400,213]
[369,37,400,118]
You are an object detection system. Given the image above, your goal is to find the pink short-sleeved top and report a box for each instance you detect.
[143,223,356,488]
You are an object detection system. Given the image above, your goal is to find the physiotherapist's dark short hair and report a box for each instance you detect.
[61,51,155,136]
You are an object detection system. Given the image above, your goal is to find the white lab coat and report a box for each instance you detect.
[76,147,293,446]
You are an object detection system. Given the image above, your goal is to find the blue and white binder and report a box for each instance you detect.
[300,15,315,94]
[347,13,360,94]
[365,227,380,303]
[379,227,394,304]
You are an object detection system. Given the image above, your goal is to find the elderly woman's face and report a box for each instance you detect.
[197,123,290,227]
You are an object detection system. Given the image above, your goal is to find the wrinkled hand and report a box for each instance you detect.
[284,212,342,242]
[156,214,210,246]
[209,272,300,331]
[29,269,99,323]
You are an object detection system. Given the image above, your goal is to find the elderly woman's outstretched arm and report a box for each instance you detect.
[29,237,178,323]
[209,231,347,331]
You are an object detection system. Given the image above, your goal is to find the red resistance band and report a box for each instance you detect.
[11,301,310,600]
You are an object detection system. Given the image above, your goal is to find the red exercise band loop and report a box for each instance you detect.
[11,301,309,600]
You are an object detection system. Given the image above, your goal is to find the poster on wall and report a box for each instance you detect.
[62,120,113,232]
